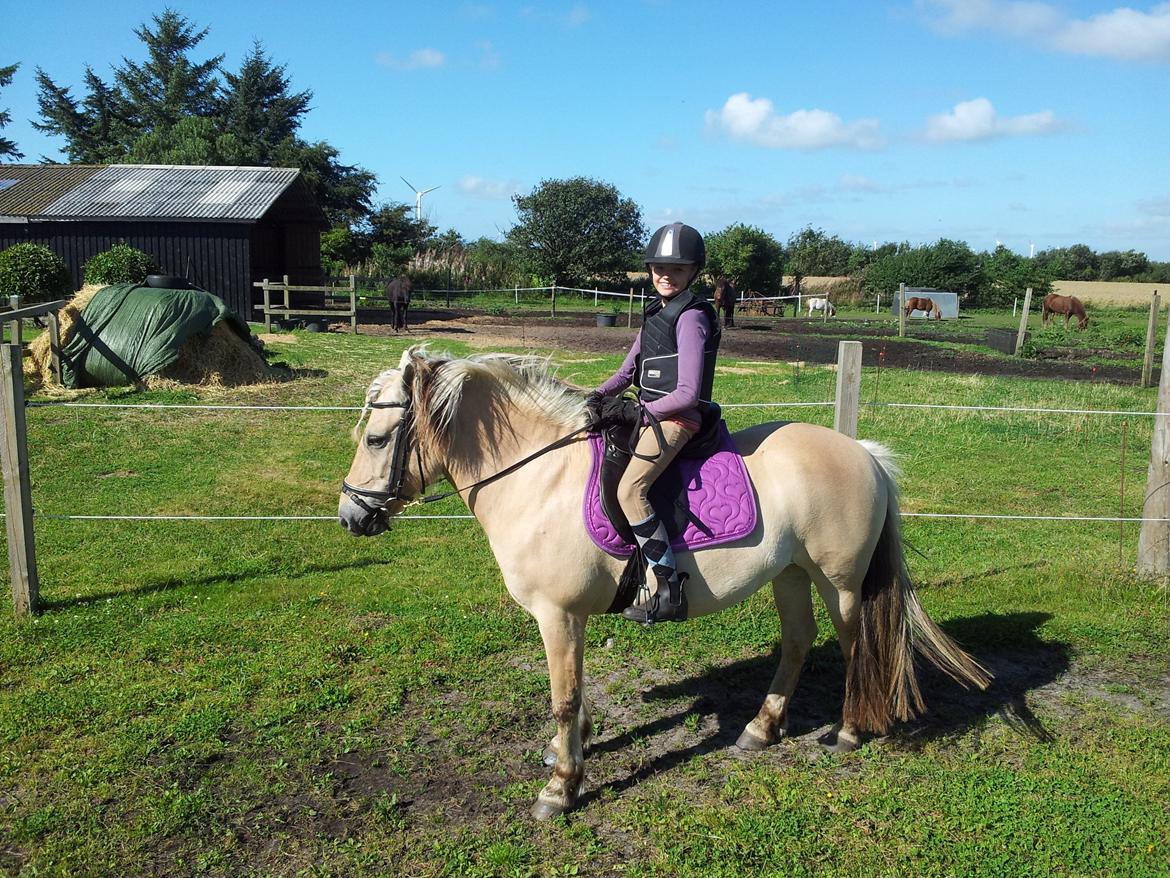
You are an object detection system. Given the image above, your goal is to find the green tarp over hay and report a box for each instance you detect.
[60,283,252,388]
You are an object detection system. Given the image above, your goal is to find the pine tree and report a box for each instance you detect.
[113,9,223,132]
[219,42,311,164]
[0,62,22,159]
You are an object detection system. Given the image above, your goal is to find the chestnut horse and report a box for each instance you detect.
[1042,293,1088,330]
[713,276,736,327]
[338,348,990,819]
[904,296,941,320]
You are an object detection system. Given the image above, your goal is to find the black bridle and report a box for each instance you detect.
[341,390,592,520]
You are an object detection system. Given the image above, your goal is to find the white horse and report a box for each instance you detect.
[338,347,990,820]
[807,297,836,317]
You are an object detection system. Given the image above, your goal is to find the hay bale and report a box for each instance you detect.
[24,285,104,386]
[150,321,270,388]
[24,284,272,388]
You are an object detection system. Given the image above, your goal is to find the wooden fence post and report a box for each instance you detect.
[261,279,272,333]
[876,293,880,315]
[47,311,62,386]
[627,286,634,328]
[1014,287,1033,356]
[1137,306,1170,577]
[1142,291,1160,388]
[0,343,39,616]
[898,283,906,337]
[550,285,557,318]
[834,340,863,438]
[346,273,355,334]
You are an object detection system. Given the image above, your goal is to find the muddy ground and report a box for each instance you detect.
[343,307,1146,384]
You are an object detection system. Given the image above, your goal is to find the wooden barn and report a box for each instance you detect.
[0,164,329,321]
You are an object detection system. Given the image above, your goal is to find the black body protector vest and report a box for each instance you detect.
[634,289,723,455]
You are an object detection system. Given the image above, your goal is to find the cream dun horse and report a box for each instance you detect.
[338,347,990,820]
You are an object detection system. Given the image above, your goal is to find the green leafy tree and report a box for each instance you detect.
[507,177,645,287]
[847,242,900,276]
[704,223,784,293]
[863,239,986,300]
[0,62,22,159]
[1097,249,1150,280]
[785,227,853,276]
[1034,244,1098,281]
[0,243,73,302]
[980,245,1053,308]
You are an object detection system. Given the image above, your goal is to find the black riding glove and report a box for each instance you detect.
[584,391,606,430]
[598,396,641,430]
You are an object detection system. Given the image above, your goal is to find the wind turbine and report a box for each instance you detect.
[401,176,440,223]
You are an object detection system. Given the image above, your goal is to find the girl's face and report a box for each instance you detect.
[650,263,696,298]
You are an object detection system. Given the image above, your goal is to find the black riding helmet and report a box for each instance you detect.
[644,222,706,270]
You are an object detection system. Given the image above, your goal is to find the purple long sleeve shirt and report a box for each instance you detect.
[596,307,711,426]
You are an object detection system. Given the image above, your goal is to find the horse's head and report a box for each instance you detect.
[339,348,434,536]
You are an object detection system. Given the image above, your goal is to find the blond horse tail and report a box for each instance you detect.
[844,443,992,734]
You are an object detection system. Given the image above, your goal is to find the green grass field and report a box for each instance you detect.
[1,327,1168,877]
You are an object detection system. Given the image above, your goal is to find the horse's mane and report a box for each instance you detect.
[360,346,588,455]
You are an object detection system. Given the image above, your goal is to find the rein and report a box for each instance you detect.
[342,394,591,515]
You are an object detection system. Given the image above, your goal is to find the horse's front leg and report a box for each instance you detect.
[531,606,587,820]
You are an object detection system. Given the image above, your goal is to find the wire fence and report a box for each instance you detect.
[19,395,1164,525]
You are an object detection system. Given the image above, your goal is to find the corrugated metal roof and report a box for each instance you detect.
[0,165,107,216]
[39,165,302,221]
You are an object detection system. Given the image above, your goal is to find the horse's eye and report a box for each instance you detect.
[366,434,389,449]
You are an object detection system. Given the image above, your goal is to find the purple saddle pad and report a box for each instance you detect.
[583,424,758,557]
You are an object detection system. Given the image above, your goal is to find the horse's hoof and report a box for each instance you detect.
[735,730,772,751]
[818,729,861,753]
[531,798,569,821]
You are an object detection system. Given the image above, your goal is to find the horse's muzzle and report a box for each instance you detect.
[338,493,391,537]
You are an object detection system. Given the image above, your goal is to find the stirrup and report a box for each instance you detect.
[622,572,688,625]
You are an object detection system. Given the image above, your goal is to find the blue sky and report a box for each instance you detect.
[2,1,1168,258]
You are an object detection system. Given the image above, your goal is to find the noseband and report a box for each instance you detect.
[341,396,421,516]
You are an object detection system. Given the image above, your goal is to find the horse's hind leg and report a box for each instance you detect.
[810,569,864,753]
[736,566,816,750]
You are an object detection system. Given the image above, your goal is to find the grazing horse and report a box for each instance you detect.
[904,296,941,320]
[338,347,990,820]
[1042,293,1088,330]
[807,297,836,318]
[713,276,737,327]
[385,276,413,333]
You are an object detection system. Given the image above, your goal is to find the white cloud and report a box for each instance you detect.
[457,175,519,200]
[477,40,501,70]
[376,48,446,70]
[704,93,883,150]
[919,0,1170,62]
[925,97,1062,142]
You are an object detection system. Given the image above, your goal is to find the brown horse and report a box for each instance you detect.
[1042,293,1088,330]
[385,276,413,332]
[904,296,941,320]
[713,276,736,327]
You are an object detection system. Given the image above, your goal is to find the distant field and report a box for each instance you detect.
[1054,280,1164,307]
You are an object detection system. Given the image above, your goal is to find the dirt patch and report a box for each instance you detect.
[353,308,1145,384]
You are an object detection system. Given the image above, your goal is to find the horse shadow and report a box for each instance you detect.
[578,611,1066,806]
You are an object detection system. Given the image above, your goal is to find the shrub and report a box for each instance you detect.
[0,243,73,302]
[83,244,159,285]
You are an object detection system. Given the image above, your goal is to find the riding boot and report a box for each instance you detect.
[622,515,688,624]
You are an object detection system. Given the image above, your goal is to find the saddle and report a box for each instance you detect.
[583,413,757,613]
[585,415,757,612]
